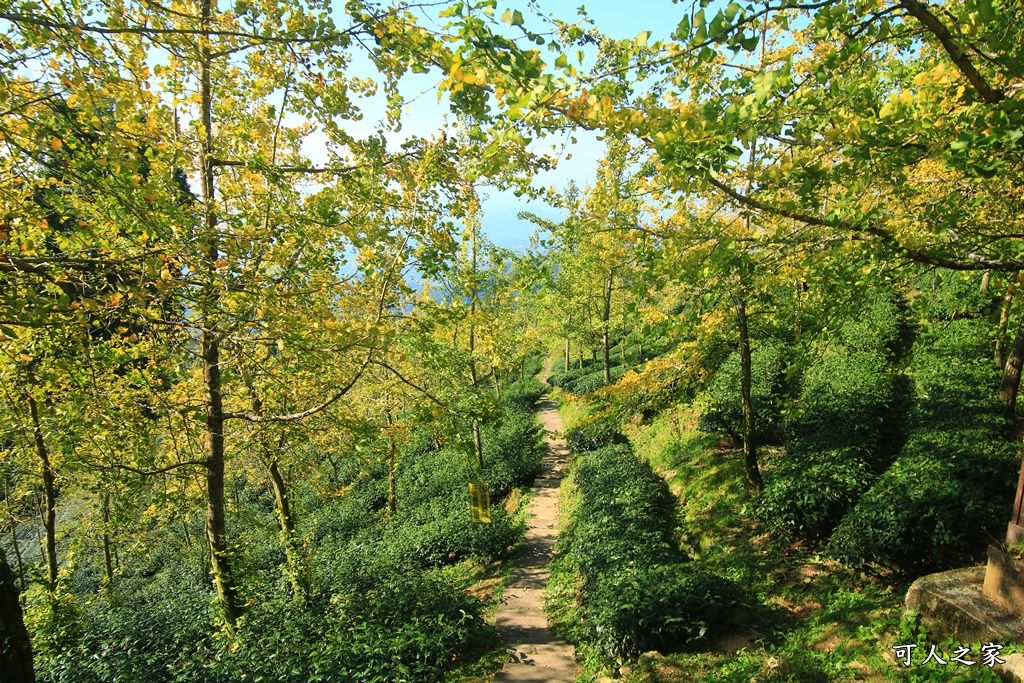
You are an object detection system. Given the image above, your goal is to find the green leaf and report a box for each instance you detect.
[635,30,650,48]
[501,8,524,26]
[674,14,690,39]
[975,0,995,22]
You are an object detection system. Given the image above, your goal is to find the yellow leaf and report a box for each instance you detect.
[50,137,62,151]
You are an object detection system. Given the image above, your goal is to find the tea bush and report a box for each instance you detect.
[755,349,911,540]
[754,296,915,541]
[564,418,626,453]
[30,373,546,683]
[698,338,791,446]
[552,439,737,660]
[827,319,1019,572]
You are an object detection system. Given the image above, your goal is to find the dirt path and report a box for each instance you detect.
[492,390,579,683]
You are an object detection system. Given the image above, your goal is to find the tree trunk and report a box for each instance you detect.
[268,459,307,600]
[386,440,397,516]
[202,335,239,628]
[468,225,484,472]
[996,274,1021,368]
[794,281,805,344]
[737,295,763,491]
[1000,325,1024,407]
[101,492,113,583]
[601,273,613,384]
[6,484,26,594]
[10,516,25,594]
[981,270,991,293]
[0,547,34,683]
[26,388,58,591]
[249,389,307,600]
[198,0,240,631]
[564,313,571,370]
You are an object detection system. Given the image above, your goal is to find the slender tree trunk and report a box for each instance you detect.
[249,390,307,600]
[202,336,238,627]
[563,312,571,370]
[0,547,34,683]
[6,485,25,594]
[601,273,613,384]
[10,517,25,594]
[737,294,763,491]
[468,224,484,472]
[386,440,397,516]
[101,492,113,583]
[794,281,804,344]
[198,0,239,630]
[26,388,58,591]
[996,274,1021,368]
[493,366,501,401]
[267,459,307,600]
[981,271,991,293]
[1000,324,1024,408]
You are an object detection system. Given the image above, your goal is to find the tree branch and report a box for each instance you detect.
[222,351,372,423]
[0,11,361,47]
[704,173,1024,271]
[369,359,449,409]
[898,0,1006,104]
[90,460,208,475]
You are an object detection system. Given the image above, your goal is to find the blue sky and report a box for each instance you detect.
[322,1,695,251]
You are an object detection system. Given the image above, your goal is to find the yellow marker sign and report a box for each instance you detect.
[469,483,491,523]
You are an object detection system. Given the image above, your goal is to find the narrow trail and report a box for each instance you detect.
[492,384,579,683]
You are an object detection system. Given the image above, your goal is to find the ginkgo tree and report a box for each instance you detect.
[0,0,477,635]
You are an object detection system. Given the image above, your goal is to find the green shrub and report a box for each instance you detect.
[565,419,626,453]
[553,440,737,660]
[31,551,222,683]
[753,288,919,545]
[698,338,791,446]
[837,292,914,360]
[499,377,546,413]
[482,408,544,497]
[225,564,485,683]
[827,319,1019,572]
[583,562,737,659]
[915,271,997,321]
[547,357,599,388]
[384,495,522,567]
[783,351,911,468]
[521,353,544,378]
[561,365,627,395]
